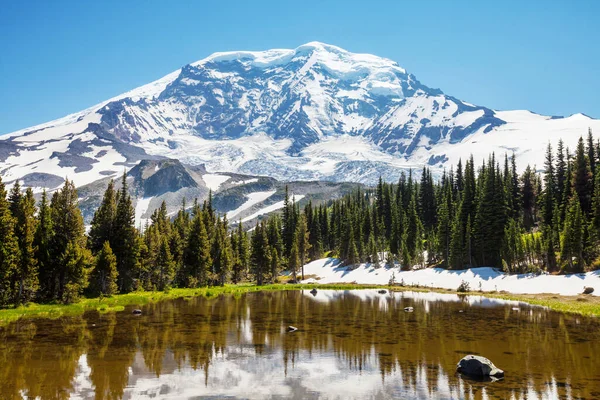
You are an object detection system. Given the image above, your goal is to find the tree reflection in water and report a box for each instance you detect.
[1,290,599,399]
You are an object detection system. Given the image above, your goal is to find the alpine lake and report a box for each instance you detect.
[1,289,599,399]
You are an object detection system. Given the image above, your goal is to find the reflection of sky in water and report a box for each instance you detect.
[62,291,578,400]
[6,290,597,400]
[69,350,566,400]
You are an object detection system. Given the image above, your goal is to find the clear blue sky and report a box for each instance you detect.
[1,0,599,134]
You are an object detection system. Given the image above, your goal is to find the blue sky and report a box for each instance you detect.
[1,0,599,134]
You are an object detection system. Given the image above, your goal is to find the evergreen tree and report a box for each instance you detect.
[89,179,116,254]
[34,190,53,300]
[10,187,38,304]
[90,241,118,296]
[183,213,212,287]
[250,223,271,285]
[572,136,594,214]
[542,143,556,225]
[112,174,140,292]
[231,221,249,283]
[50,180,89,302]
[154,236,175,290]
[295,214,311,280]
[0,177,19,306]
[561,196,585,272]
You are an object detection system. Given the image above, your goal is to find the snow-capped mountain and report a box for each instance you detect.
[1,41,599,189]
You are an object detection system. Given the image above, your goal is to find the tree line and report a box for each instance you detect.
[1,131,599,306]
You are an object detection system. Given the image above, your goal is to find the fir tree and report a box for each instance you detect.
[90,241,119,296]
[183,213,212,287]
[89,179,116,254]
[11,187,38,304]
[0,177,19,306]
[112,174,140,292]
[561,196,585,272]
[34,190,53,300]
[295,214,311,280]
[572,136,594,215]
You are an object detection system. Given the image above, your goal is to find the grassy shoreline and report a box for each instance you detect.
[0,283,598,326]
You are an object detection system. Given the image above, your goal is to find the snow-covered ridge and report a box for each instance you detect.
[1,42,599,189]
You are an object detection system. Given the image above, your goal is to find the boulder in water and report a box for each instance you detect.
[132,309,142,315]
[378,289,387,294]
[310,288,318,296]
[583,286,594,295]
[404,306,414,312]
[457,355,504,378]
[287,326,298,332]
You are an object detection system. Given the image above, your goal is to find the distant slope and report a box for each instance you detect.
[76,158,362,227]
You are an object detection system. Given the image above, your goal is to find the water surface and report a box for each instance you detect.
[1,290,599,399]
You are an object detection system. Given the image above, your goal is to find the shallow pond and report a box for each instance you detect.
[1,290,599,399]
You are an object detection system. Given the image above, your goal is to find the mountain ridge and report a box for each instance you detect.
[1,41,599,188]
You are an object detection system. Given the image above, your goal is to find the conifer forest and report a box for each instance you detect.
[1,132,600,306]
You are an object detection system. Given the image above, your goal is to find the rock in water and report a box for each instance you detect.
[583,286,594,295]
[457,355,504,378]
[287,326,298,332]
[404,307,414,312]
[310,288,318,296]
[378,289,387,294]
[132,309,142,315]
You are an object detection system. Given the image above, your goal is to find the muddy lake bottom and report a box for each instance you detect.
[1,289,599,399]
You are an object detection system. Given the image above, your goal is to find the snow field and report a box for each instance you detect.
[301,258,600,297]
[227,190,276,219]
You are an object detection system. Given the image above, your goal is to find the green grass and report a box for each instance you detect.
[1,283,598,326]
[0,283,386,325]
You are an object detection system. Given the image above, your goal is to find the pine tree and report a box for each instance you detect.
[0,177,19,306]
[295,214,311,280]
[436,184,452,267]
[89,179,116,254]
[183,213,212,287]
[34,190,54,300]
[90,241,119,296]
[50,180,89,302]
[572,136,594,215]
[542,143,556,225]
[588,128,596,175]
[367,233,380,267]
[60,241,92,304]
[112,174,140,292]
[154,236,175,290]
[561,196,585,272]
[11,187,39,304]
[231,221,249,283]
[250,222,271,285]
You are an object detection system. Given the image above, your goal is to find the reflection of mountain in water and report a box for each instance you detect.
[0,290,599,399]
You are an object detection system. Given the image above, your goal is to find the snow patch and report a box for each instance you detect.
[301,258,600,297]
[202,174,230,191]
[227,190,276,220]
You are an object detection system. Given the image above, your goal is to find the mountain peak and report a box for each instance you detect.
[2,42,599,190]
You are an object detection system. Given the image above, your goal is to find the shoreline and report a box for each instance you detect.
[1,282,599,326]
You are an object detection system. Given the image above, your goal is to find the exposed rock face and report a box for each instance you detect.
[457,355,504,378]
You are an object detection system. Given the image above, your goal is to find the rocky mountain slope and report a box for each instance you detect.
[1,41,599,189]
[76,159,361,227]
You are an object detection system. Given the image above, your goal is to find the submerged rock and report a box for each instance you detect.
[583,286,595,295]
[457,355,504,378]
[287,326,298,332]
[132,309,142,315]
